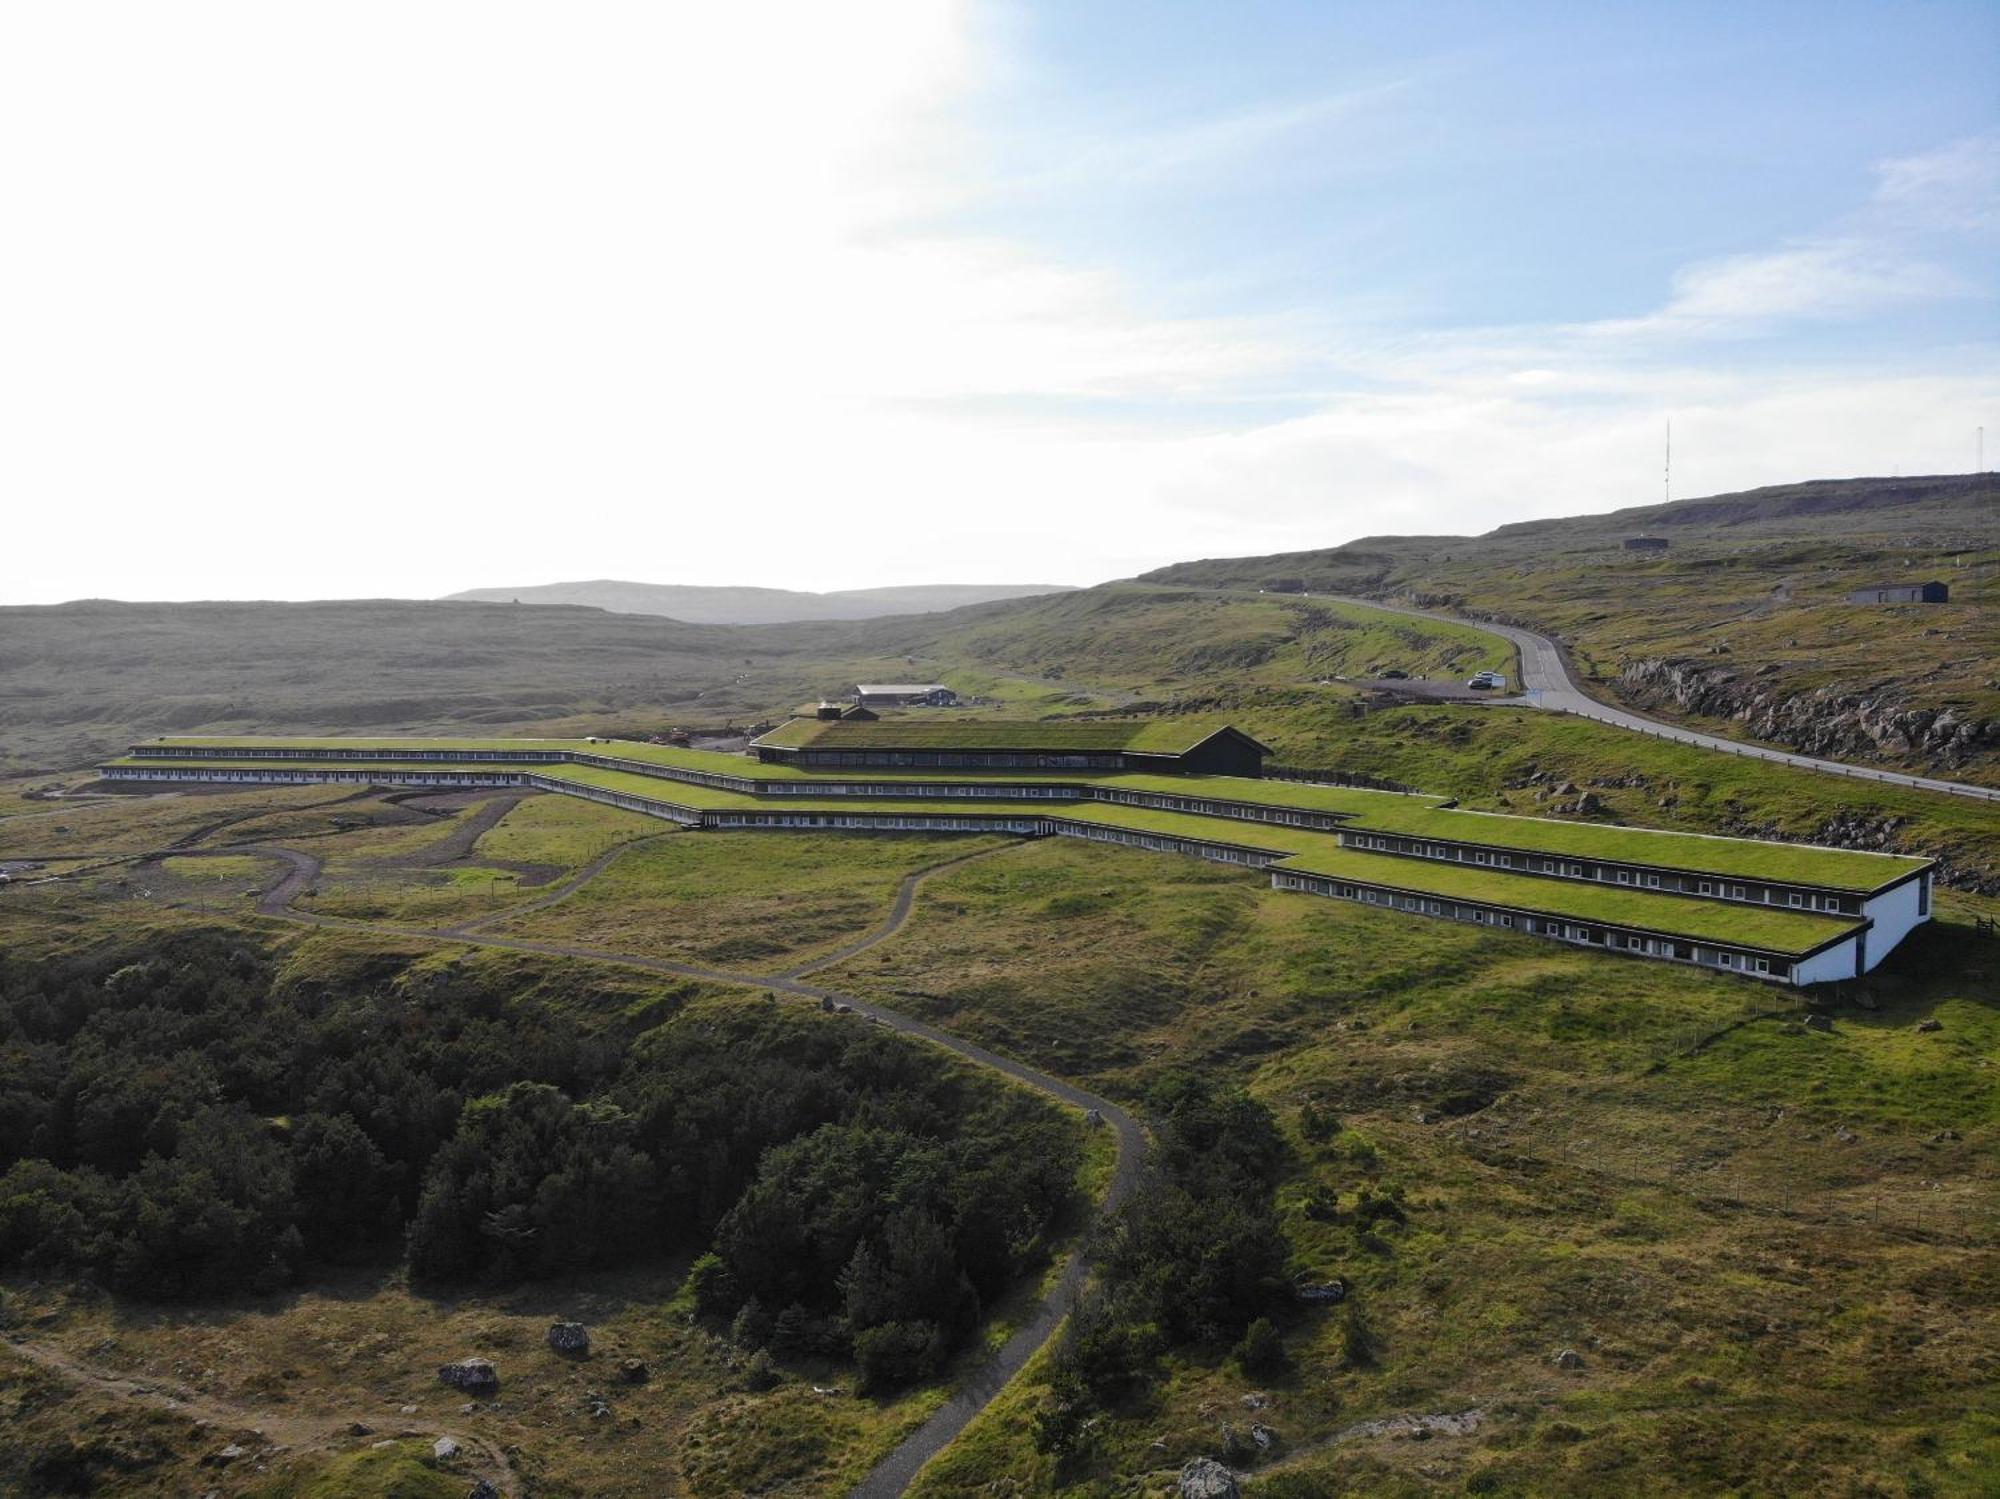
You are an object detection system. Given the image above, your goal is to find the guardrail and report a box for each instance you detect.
[1543,701,2000,804]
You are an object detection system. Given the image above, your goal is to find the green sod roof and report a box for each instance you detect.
[1270,843,1858,956]
[748,717,1265,756]
[113,736,1933,894]
[1342,804,1928,893]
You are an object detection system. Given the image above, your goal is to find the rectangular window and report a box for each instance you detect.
[1699,881,1713,895]
[1753,958,1771,974]
[1645,874,1660,888]
[1788,893,1804,908]
[1919,878,1930,916]
[1617,871,1632,885]
[1731,886,1746,899]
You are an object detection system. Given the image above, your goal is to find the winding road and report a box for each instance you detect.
[109,829,1147,1498]
[1331,594,2000,805]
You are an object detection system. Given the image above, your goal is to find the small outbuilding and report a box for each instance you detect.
[1847,581,1948,605]
[855,683,959,707]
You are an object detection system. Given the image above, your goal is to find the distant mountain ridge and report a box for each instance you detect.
[441,579,1075,625]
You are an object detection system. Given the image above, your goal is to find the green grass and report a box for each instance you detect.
[812,836,2000,1497]
[749,715,1256,753]
[1271,841,1856,954]
[487,829,1018,969]
[109,739,1932,890]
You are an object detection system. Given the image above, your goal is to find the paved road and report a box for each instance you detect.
[1331,594,2000,806]
[172,833,1147,1499]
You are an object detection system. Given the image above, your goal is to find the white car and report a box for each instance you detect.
[1466,671,1506,690]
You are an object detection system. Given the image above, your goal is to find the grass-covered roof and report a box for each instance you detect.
[748,718,1264,755]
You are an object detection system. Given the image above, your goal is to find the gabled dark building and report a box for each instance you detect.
[1847,581,1948,605]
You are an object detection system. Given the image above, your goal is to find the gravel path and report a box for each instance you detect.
[1325,594,2000,804]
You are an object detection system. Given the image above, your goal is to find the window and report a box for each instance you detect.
[1788,893,1804,908]
[1499,915,1513,927]
[1731,885,1747,900]
[1645,874,1661,888]
[1617,871,1632,885]
[1699,881,1713,895]
[1752,958,1771,974]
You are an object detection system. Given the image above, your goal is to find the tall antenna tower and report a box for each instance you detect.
[1664,419,1672,504]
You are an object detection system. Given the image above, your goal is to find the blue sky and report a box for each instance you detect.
[2,1,1995,601]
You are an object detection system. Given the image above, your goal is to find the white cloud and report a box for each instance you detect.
[0,5,1992,604]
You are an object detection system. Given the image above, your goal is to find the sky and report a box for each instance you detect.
[2,1,1996,604]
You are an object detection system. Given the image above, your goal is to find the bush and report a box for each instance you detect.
[852,1319,946,1392]
[1233,1316,1290,1378]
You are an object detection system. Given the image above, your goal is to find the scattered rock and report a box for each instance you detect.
[346,1422,373,1437]
[617,1357,650,1384]
[1574,792,1604,815]
[812,1383,842,1397]
[1804,1014,1834,1033]
[438,1359,499,1395]
[1915,1017,1942,1033]
[207,1444,249,1466]
[547,1322,590,1357]
[1179,1456,1240,1498]
[1085,1108,1104,1127]
[819,995,835,1013]
[1552,1349,1585,1370]
[1834,1126,1858,1144]
[1930,1128,1962,1143]
[1250,1424,1277,1451]
[1240,1392,1269,1410]
[433,1437,461,1462]
[399,1404,419,1415]
[1292,1276,1347,1305]
[467,1483,502,1499]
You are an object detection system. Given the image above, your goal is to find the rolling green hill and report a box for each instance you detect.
[1141,474,2000,780]
[442,578,1075,624]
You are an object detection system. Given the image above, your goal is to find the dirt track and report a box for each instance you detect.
[4,1333,521,1496]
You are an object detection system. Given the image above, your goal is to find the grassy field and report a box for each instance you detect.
[0,801,1101,1498]
[822,837,2000,1498]
[486,828,1019,969]
[1142,475,2000,784]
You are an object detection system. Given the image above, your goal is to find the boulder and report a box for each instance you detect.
[433,1437,461,1462]
[438,1359,499,1395]
[617,1357,650,1384]
[547,1322,590,1357]
[1179,1456,1240,1499]
[1915,1017,1942,1033]
[1551,1348,1584,1370]
[467,1484,502,1499]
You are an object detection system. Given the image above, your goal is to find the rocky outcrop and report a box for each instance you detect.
[438,1359,499,1394]
[547,1322,590,1357]
[1617,658,1995,770]
[1179,1457,1241,1499]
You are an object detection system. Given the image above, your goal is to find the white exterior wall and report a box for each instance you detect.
[1790,935,1863,986]
[1860,877,1928,971]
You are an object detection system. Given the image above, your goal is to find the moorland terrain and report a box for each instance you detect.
[1,473,1996,1497]
[442,581,1075,627]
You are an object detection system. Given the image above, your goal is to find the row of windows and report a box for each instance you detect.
[1342,833,1856,914]
[1271,872,1787,979]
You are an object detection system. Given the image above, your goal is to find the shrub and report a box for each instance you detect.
[1233,1316,1290,1378]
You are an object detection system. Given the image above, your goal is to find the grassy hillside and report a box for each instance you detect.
[0,590,1506,772]
[1140,475,2000,779]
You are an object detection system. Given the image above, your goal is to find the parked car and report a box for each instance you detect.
[1466,671,1506,690]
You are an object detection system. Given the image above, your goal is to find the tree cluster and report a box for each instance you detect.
[1037,1072,1293,1460]
[0,934,1079,1388]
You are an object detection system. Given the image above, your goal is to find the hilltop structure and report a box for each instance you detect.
[1847,581,1948,604]
[102,720,1935,988]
